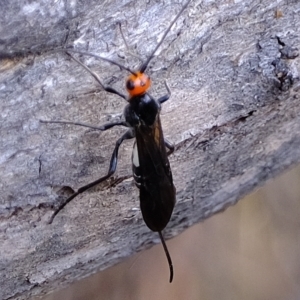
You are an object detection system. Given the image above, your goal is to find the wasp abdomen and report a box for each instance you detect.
[132,141,142,188]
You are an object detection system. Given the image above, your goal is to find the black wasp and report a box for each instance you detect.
[41,0,192,283]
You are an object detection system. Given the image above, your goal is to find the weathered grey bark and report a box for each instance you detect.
[1,0,299,299]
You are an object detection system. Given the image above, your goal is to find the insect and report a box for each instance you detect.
[41,0,192,283]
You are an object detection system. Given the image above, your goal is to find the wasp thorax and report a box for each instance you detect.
[126,71,151,97]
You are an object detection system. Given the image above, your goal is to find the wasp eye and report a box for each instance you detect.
[126,79,135,90]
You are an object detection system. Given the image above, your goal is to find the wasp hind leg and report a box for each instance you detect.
[48,129,134,224]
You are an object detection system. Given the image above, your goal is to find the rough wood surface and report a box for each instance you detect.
[1,0,299,299]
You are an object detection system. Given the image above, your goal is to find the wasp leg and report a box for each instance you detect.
[157,80,171,104]
[40,120,127,131]
[164,138,174,156]
[49,129,134,224]
[66,52,127,100]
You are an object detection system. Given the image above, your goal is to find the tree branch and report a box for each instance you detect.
[0,0,299,299]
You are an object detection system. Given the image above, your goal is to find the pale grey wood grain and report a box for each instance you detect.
[1,0,299,299]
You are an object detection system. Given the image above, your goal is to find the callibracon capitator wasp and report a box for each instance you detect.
[41,0,192,282]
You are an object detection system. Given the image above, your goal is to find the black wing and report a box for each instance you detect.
[133,115,176,232]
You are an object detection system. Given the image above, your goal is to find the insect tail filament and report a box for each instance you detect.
[158,231,174,283]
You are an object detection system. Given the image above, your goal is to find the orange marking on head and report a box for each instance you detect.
[126,71,151,97]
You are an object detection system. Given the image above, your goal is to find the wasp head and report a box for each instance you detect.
[126,71,151,97]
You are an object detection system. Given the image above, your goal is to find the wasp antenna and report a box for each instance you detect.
[117,21,130,51]
[66,49,137,75]
[66,52,127,100]
[158,231,174,283]
[118,22,144,62]
[139,0,192,73]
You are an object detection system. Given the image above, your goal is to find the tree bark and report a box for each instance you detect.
[1,0,299,299]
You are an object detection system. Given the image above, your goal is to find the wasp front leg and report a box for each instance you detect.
[157,81,171,104]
